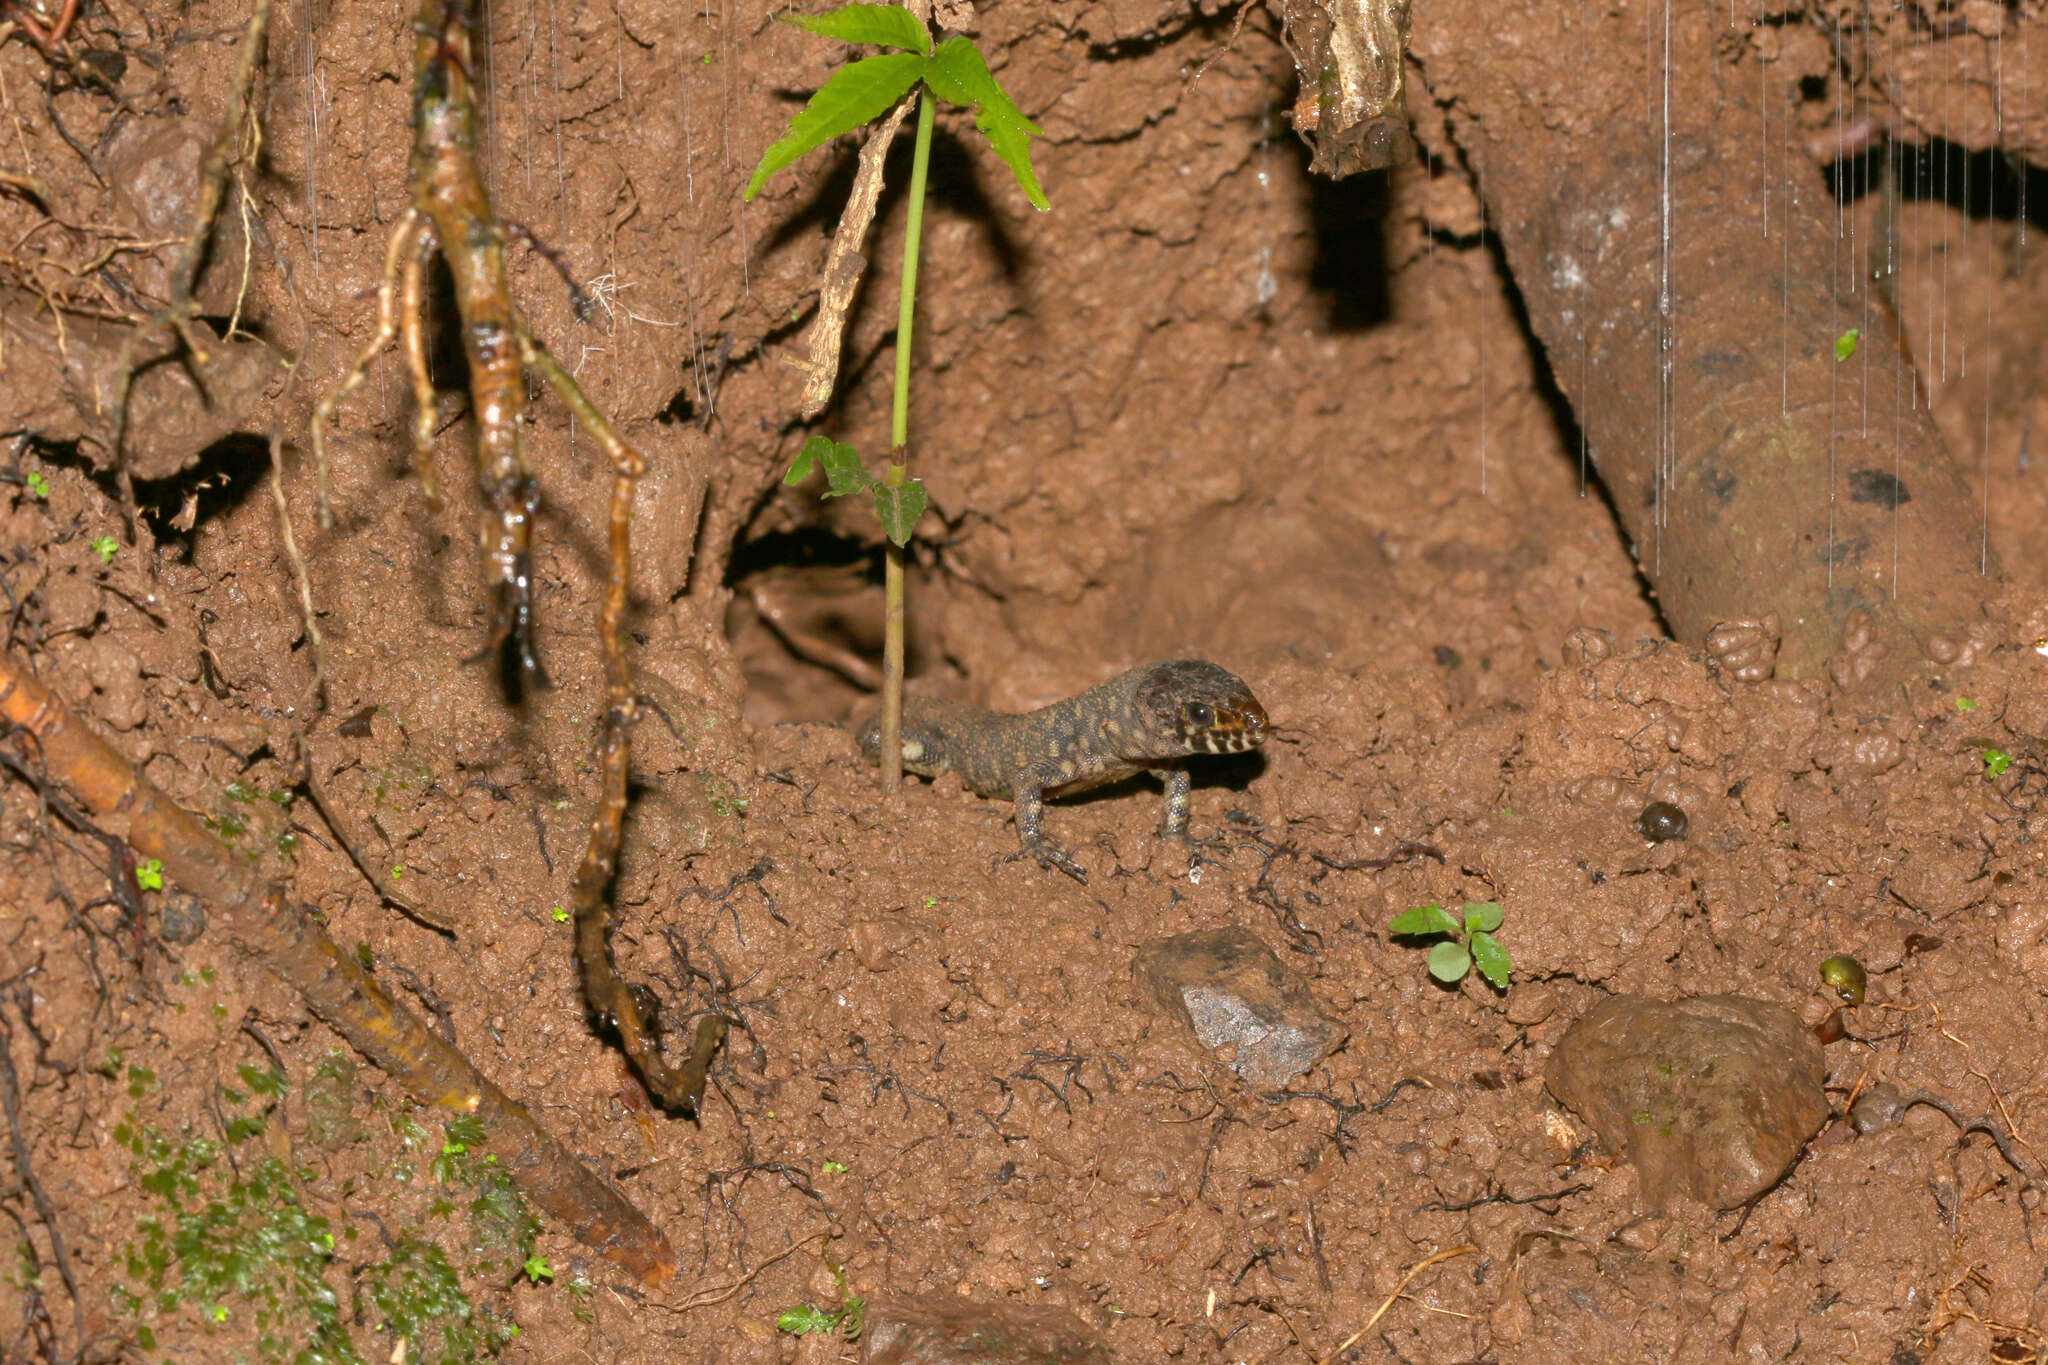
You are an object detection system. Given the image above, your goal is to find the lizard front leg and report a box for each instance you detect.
[1008,777,1088,883]
[1152,765,1226,878]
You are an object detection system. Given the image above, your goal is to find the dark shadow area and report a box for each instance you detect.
[1825,134,2048,232]
[135,431,273,559]
[1303,162,1393,331]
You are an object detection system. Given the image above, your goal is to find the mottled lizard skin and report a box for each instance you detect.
[858,659,1268,882]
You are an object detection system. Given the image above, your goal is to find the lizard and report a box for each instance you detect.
[858,658,1269,883]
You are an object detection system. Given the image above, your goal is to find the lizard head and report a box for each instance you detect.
[1134,660,1269,756]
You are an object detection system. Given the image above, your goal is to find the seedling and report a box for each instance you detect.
[136,859,165,891]
[1834,327,1860,363]
[1388,900,1512,990]
[747,2,1048,794]
[777,1249,865,1339]
[25,470,48,499]
[1983,747,2014,777]
[91,535,119,564]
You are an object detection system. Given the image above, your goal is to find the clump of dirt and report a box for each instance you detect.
[4,0,2048,1363]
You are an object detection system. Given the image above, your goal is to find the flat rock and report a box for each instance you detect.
[1544,994,1828,1210]
[862,1293,1111,1364]
[1132,926,1347,1087]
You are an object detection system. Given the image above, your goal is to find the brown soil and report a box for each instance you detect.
[3,1,2048,1362]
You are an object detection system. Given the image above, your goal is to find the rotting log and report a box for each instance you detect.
[0,648,679,1286]
[1408,0,2000,690]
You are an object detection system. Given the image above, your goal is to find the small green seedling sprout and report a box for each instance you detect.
[523,1254,553,1284]
[135,859,164,891]
[1983,747,2014,778]
[552,906,570,923]
[748,2,1049,796]
[26,471,49,499]
[1955,696,1979,712]
[822,1159,848,1175]
[1834,328,1860,363]
[1388,900,1512,990]
[91,535,119,564]
[777,1252,865,1338]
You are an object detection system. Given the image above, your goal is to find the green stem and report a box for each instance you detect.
[879,85,935,796]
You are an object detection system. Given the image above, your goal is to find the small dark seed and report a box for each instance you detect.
[1820,953,1867,1005]
[1635,801,1689,842]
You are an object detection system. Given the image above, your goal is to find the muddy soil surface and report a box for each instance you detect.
[3,0,2048,1362]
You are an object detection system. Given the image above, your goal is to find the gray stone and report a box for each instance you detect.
[1133,926,1347,1087]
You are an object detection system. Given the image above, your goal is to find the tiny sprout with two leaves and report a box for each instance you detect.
[135,859,164,891]
[1389,900,1512,990]
[785,436,926,547]
[91,535,119,565]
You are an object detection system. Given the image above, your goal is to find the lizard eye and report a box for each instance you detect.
[1184,702,1215,729]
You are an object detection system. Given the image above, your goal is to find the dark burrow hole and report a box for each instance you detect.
[725,523,939,728]
[1824,133,2048,230]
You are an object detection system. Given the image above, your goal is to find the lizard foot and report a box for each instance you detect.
[1007,837,1088,884]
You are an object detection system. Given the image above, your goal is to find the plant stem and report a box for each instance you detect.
[879,85,935,795]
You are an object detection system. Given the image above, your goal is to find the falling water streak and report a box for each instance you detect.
[1580,0,1592,496]
[1939,20,1950,382]
[1758,0,1768,237]
[1782,104,1792,418]
[481,0,496,192]
[2022,9,2030,243]
[1891,3,1903,598]
[1985,20,2003,575]
[1960,69,1971,382]
[548,0,567,244]
[525,5,538,201]
[1656,0,1672,573]
[1859,8,1871,434]
[724,3,749,297]
[303,20,320,275]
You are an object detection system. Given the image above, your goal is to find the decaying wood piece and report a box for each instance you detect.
[1413,0,2000,690]
[1281,0,1415,175]
[0,646,679,1285]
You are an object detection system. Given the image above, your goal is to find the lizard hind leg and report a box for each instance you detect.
[1008,784,1088,883]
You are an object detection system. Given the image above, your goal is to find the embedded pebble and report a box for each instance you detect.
[1544,994,1828,1210]
[1132,926,1347,1087]
[1635,801,1689,842]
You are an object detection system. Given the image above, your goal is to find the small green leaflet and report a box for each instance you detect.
[745,52,926,200]
[787,3,930,54]
[1426,941,1471,984]
[1462,900,1503,934]
[1469,931,1512,989]
[1389,903,1461,938]
[1834,328,1860,363]
[871,481,926,547]
[1984,748,2014,777]
[778,1305,840,1335]
[923,36,1049,211]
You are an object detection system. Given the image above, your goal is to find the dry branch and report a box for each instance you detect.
[0,648,679,1285]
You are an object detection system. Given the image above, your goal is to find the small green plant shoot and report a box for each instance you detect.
[136,859,164,891]
[1389,900,1512,990]
[746,2,1048,795]
[1834,328,1860,363]
[92,535,119,564]
[1983,747,2014,778]
[26,470,49,499]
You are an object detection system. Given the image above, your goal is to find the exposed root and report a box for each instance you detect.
[0,647,680,1284]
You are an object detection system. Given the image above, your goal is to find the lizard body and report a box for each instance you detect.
[858,659,1268,881]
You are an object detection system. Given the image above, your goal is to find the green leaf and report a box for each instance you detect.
[1470,931,1512,989]
[1834,328,1860,363]
[91,535,118,565]
[778,1304,840,1335]
[1425,941,1471,984]
[136,858,164,891]
[784,436,824,485]
[1388,903,1461,938]
[871,479,928,546]
[1955,697,1979,712]
[1463,900,1503,934]
[820,442,874,498]
[26,471,48,499]
[924,36,1050,210]
[1984,748,2014,777]
[786,3,931,56]
[745,51,927,200]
